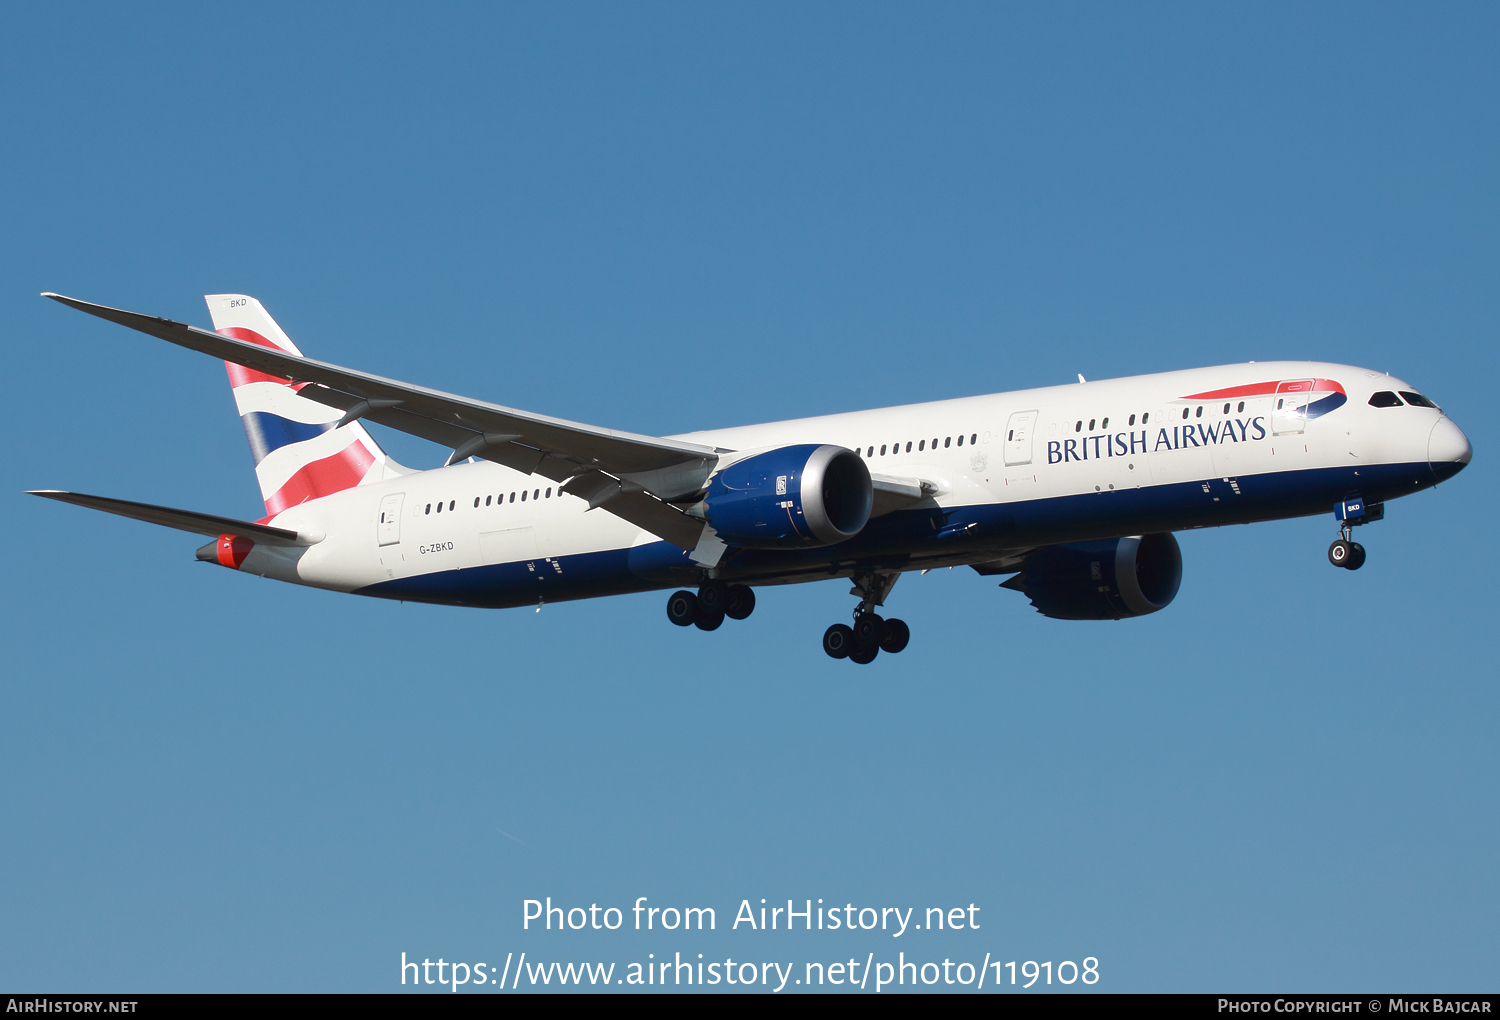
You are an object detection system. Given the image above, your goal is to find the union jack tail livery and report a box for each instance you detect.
[205,295,392,517]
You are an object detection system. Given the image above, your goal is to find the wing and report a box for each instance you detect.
[28,490,310,545]
[43,293,719,553]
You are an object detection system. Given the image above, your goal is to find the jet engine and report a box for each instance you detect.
[1001,533,1182,620]
[700,444,872,548]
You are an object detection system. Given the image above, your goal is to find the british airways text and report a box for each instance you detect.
[1048,418,1268,464]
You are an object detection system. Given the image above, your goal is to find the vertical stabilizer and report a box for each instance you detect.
[206,294,391,517]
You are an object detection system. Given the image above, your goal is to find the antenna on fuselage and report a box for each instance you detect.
[1077,374,1086,383]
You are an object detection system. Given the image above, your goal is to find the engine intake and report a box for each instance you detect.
[702,444,872,548]
[1002,533,1182,620]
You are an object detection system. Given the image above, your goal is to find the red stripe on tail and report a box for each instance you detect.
[220,326,297,388]
[263,441,377,515]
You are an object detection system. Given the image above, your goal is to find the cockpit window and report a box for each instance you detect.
[1368,391,1403,408]
[1399,391,1438,409]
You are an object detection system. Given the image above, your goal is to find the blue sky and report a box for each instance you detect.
[1,2,1495,992]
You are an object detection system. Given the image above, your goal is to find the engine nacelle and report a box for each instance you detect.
[1002,533,1182,620]
[701,444,872,548]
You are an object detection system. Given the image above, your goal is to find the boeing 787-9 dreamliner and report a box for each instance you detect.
[32,293,1472,663]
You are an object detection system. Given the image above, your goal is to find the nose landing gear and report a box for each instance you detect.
[1328,497,1381,571]
[822,571,910,664]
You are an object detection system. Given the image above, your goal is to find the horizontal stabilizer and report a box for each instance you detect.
[28,490,311,545]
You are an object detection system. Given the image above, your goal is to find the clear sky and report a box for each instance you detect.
[1,2,1495,993]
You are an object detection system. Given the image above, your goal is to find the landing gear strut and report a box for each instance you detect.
[823,571,910,664]
[666,582,756,631]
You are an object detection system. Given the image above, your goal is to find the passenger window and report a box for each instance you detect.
[533,489,539,500]
[473,497,480,508]
[1369,391,1403,408]
[1237,401,1245,412]
[1195,406,1203,418]
[1223,403,1230,414]
[905,441,912,453]
[486,495,492,506]
[1007,430,1013,441]
[546,487,552,498]
[1129,414,1135,426]
[880,445,887,455]
[1088,419,1095,431]
[425,503,431,515]
[867,447,874,457]
[932,438,939,448]
[1101,418,1108,429]
[1182,408,1189,419]
[919,440,926,451]
[1074,421,1082,432]
[449,500,455,511]
[945,437,951,448]
[436,501,443,513]
[1142,412,1150,424]
[1277,398,1283,409]
[970,433,977,444]
[957,435,964,446]
[1399,391,1438,408]
[891,442,898,455]
[521,490,527,502]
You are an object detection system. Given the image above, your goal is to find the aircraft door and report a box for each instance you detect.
[1272,380,1314,435]
[1003,410,1039,466]
[378,493,404,546]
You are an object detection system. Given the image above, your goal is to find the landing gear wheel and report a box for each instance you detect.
[694,605,725,631]
[823,624,853,659]
[697,582,727,614]
[1328,540,1353,568]
[879,618,910,654]
[724,585,756,620]
[848,613,883,664]
[852,613,884,647]
[666,590,698,627]
[1344,542,1366,570]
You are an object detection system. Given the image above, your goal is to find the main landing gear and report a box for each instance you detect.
[823,572,910,665]
[666,582,756,631]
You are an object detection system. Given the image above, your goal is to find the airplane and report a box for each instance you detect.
[31,293,1472,664]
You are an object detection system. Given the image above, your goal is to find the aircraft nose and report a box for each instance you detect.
[1428,416,1472,482]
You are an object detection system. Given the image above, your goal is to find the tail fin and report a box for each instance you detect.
[206,294,391,517]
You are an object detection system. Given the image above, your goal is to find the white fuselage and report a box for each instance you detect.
[236,360,1467,608]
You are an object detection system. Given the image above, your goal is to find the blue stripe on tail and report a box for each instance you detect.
[240,411,336,464]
